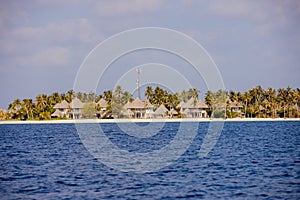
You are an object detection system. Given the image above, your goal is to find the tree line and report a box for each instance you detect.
[0,85,299,120]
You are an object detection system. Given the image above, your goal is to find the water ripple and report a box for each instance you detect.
[0,121,299,199]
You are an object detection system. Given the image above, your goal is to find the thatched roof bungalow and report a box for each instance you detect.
[52,100,69,118]
[154,104,169,118]
[178,97,208,118]
[69,98,83,119]
[97,98,108,111]
[123,98,154,119]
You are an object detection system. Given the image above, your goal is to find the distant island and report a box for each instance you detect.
[0,86,299,120]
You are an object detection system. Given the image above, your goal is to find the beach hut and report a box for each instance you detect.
[154,104,169,118]
[125,97,146,118]
[96,98,108,118]
[97,98,108,111]
[69,98,83,119]
[51,109,63,118]
[121,109,134,118]
[176,101,186,109]
[228,101,243,112]
[144,99,155,118]
[179,97,208,118]
[122,98,156,119]
[52,100,69,118]
[168,108,178,118]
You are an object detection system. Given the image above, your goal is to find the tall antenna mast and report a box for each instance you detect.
[136,68,141,99]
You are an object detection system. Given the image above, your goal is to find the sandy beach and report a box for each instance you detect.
[0,118,299,124]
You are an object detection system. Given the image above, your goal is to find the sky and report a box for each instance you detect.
[0,0,299,109]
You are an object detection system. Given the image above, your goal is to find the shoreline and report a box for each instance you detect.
[0,118,299,124]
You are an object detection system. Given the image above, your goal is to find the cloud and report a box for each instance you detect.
[95,0,162,16]
[19,18,97,43]
[15,46,71,68]
[207,0,300,36]
[209,0,267,20]
[0,1,28,33]
[0,16,104,71]
[208,0,300,22]
[0,18,101,56]
[33,0,84,5]
[43,18,99,44]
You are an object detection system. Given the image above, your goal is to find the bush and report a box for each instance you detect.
[212,110,225,118]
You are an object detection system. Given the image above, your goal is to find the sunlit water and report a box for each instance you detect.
[0,122,299,199]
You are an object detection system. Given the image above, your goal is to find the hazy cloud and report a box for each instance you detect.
[15,46,71,68]
[34,0,85,6]
[0,0,299,109]
[95,0,162,16]
[208,0,300,36]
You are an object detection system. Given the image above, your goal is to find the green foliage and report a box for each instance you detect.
[39,112,51,120]
[213,110,225,118]
[111,85,133,118]
[82,102,96,119]
[145,86,179,109]
[0,109,7,120]
[4,86,300,120]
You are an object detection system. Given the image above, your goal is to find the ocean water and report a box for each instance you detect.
[0,121,299,199]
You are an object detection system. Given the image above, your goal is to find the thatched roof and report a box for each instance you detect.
[196,99,208,108]
[122,109,134,116]
[54,100,69,109]
[154,104,168,115]
[182,108,190,115]
[176,101,186,108]
[259,105,265,111]
[181,98,208,109]
[51,109,63,117]
[97,98,107,108]
[168,108,178,115]
[70,98,83,109]
[187,98,197,108]
[144,99,154,108]
[123,101,131,110]
[127,98,145,109]
[229,101,242,108]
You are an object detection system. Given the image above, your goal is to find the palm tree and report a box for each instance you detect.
[66,89,74,103]
[22,98,34,119]
[229,90,238,102]
[0,109,6,120]
[35,94,47,112]
[87,91,96,102]
[192,88,199,99]
[263,87,276,118]
[112,86,124,117]
[121,91,133,104]
[226,98,232,118]
[292,89,300,117]
[8,98,22,119]
[104,90,112,111]
[250,86,264,113]
[145,86,153,102]
[95,94,103,103]
[153,86,163,106]
[181,90,187,102]
[242,91,251,118]
[204,91,213,107]
[277,88,286,118]
[284,87,293,118]
[204,90,213,117]
[76,92,84,102]
[50,92,61,102]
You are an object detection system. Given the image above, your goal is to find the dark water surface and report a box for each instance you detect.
[0,121,299,199]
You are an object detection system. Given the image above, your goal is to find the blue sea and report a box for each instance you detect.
[0,121,299,199]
